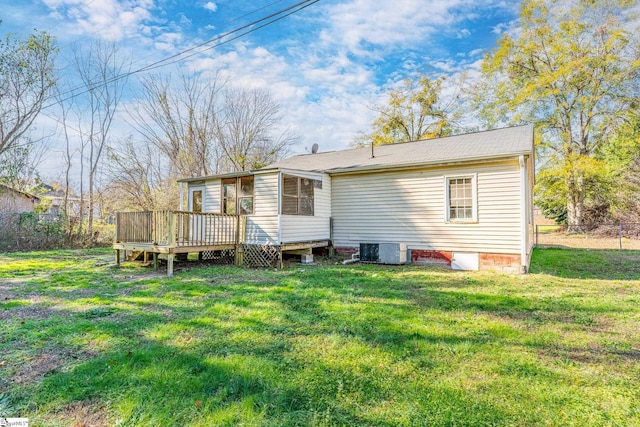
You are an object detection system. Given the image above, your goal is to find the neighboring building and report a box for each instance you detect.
[175,125,535,272]
[35,183,83,216]
[0,184,39,214]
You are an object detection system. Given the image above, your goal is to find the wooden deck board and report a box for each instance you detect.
[281,240,330,251]
[113,242,236,254]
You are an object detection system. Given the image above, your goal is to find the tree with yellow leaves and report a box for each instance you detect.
[354,75,464,147]
[480,0,640,232]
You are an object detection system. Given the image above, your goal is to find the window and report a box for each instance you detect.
[221,176,254,214]
[281,174,315,215]
[446,175,476,222]
[222,178,236,214]
[238,176,254,215]
[192,190,203,213]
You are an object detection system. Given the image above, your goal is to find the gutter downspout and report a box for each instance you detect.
[277,171,282,245]
[519,155,528,273]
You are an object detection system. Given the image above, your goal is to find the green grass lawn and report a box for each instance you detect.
[1,248,639,426]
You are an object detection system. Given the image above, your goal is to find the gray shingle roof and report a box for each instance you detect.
[263,125,533,174]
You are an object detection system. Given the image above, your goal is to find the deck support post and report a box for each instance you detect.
[235,244,244,266]
[115,249,121,265]
[167,253,175,277]
[153,253,158,271]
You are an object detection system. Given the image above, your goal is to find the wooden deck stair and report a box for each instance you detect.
[126,250,145,262]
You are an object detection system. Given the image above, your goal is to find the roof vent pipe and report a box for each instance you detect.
[371,142,375,158]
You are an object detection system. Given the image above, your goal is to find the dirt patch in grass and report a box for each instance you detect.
[0,293,63,322]
[45,400,110,427]
[11,348,96,386]
[0,304,60,322]
[13,351,64,385]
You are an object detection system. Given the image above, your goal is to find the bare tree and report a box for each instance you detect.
[72,41,129,241]
[0,30,57,157]
[129,72,296,180]
[55,88,81,240]
[216,87,296,172]
[130,73,223,179]
[105,137,178,211]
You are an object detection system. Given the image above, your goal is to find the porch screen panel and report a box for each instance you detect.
[222,178,236,214]
[282,175,299,215]
[299,178,314,216]
[238,176,254,214]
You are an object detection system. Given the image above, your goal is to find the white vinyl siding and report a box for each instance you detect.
[203,179,221,213]
[191,174,279,244]
[331,161,523,254]
[254,173,278,216]
[280,173,331,243]
[245,216,278,244]
[245,172,279,244]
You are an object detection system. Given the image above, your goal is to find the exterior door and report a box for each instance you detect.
[189,186,204,243]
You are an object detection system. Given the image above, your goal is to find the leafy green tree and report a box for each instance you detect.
[599,117,640,215]
[0,30,57,157]
[480,0,640,231]
[355,75,464,147]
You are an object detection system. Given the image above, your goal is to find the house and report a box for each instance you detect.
[34,183,83,217]
[162,124,534,272]
[0,184,39,214]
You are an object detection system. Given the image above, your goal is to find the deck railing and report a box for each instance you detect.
[115,211,244,247]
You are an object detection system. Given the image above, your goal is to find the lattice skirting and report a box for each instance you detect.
[242,244,281,268]
[201,249,235,265]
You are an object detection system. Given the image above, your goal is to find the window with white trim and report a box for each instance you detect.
[281,174,315,215]
[221,176,254,214]
[445,175,477,222]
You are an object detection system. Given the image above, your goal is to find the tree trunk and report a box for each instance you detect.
[88,168,94,245]
[566,174,585,234]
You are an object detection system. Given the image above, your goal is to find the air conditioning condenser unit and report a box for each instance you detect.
[359,243,407,264]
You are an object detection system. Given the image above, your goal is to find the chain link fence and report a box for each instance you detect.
[535,223,640,250]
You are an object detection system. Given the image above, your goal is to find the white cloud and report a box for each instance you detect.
[456,29,471,39]
[203,2,217,12]
[20,0,521,181]
[153,32,184,53]
[319,0,472,57]
[491,19,520,37]
[182,38,380,153]
[40,0,155,42]
[179,14,192,27]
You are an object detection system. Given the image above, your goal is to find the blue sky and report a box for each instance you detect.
[1,0,520,180]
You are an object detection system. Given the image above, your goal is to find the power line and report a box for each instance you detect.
[55,0,290,72]
[138,0,321,73]
[51,0,320,108]
[3,0,321,129]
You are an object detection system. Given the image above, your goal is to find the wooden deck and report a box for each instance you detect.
[114,210,330,275]
[114,211,245,276]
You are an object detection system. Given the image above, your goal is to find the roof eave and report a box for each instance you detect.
[325,152,532,175]
[176,171,254,183]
